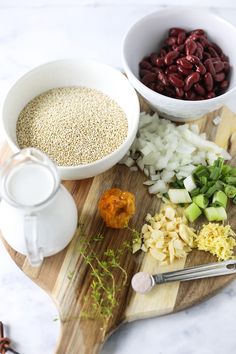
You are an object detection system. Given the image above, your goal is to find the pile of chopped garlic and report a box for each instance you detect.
[196,223,236,261]
[133,205,196,264]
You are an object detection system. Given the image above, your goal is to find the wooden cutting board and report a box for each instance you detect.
[1,100,236,354]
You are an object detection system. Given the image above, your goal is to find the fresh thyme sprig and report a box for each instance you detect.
[76,223,131,325]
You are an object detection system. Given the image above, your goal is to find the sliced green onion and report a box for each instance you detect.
[204,206,227,221]
[185,203,202,222]
[225,176,236,185]
[229,167,236,177]
[205,181,223,198]
[192,194,209,209]
[193,165,209,179]
[212,190,228,208]
[190,188,200,197]
[168,189,192,204]
[200,185,208,194]
[199,176,208,185]
[210,166,221,180]
[183,175,196,192]
[224,185,236,198]
[222,164,232,176]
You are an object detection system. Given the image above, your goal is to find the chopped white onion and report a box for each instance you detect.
[120,112,231,196]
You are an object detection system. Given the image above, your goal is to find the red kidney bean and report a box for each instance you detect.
[155,57,165,67]
[185,40,197,55]
[165,36,177,46]
[165,86,176,97]
[141,73,157,85]
[203,52,211,60]
[185,90,196,100]
[160,49,167,57]
[204,59,216,76]
[199,37,211,48]
[148,82,156,90]
[150,53,158,65]
[174,44,184,53]
[175,87,184,97]
[195,48,202,60]
[194,83,206,96]
[155,82,165,93]
[140,60,152,70]
[177,31,186,45]
[152,67,163,75]
[177,65,193,76]
[168,73,184,88]
[214,61,224,73]
[204,72,213,91]
[158,72,169,86]
[196,43,203,60]
[140,69,152,78]
[195,62,206,75]
[220,80,229,90]
[224,61,230,73]
[164,51,179,65]
[172,44,178,50]
[185,72,200,91]
[211,42,222,55]
[208,47,219,58]
[221,54,229,62]
[214,72,225,82]
[191,29,205,36]
[176,57,193,69]
[206,92,216,99]
[186,55,200,65]
[165,65,178,75]
[169,65,178,73]
[169,28,186,36]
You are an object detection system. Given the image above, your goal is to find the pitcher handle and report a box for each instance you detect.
[24,214,43,267]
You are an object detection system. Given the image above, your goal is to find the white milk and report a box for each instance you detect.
[6,163,55,206]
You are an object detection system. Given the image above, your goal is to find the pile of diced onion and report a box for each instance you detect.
[120,112,230,196]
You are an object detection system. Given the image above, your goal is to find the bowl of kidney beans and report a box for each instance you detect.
[122,8,236,121]
[139,27,230,100]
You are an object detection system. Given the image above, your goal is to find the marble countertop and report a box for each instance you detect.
[0,2,236,354]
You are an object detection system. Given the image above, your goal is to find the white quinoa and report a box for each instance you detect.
[16,87,128,166]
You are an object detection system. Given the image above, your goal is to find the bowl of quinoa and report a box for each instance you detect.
[2,59,140,179]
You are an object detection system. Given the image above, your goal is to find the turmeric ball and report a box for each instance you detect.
[98,188,135,229]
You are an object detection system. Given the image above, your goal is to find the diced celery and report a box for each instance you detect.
[212,191,227,208]
[183,175,197,192]
[192,194,209,209]
[185,203,202,222]
[204,206,227,221]
[168,189,192,204]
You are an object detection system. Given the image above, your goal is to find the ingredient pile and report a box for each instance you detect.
[139,28,230,100]
[121,111,236,265]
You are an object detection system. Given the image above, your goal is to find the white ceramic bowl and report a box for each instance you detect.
[122,8,236,121]
[2,59,140,180]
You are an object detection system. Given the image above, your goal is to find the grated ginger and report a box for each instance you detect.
[196,223,236,261]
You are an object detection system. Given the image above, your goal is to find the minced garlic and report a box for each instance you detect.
[134,204,196,264]
[196,223,236,261]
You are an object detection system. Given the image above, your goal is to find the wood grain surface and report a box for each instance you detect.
[1,101,236,354]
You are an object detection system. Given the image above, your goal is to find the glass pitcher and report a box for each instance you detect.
[0,148,78,267]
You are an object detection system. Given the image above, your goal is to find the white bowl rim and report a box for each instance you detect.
[2,58,140,171]
[122,7,236,105]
